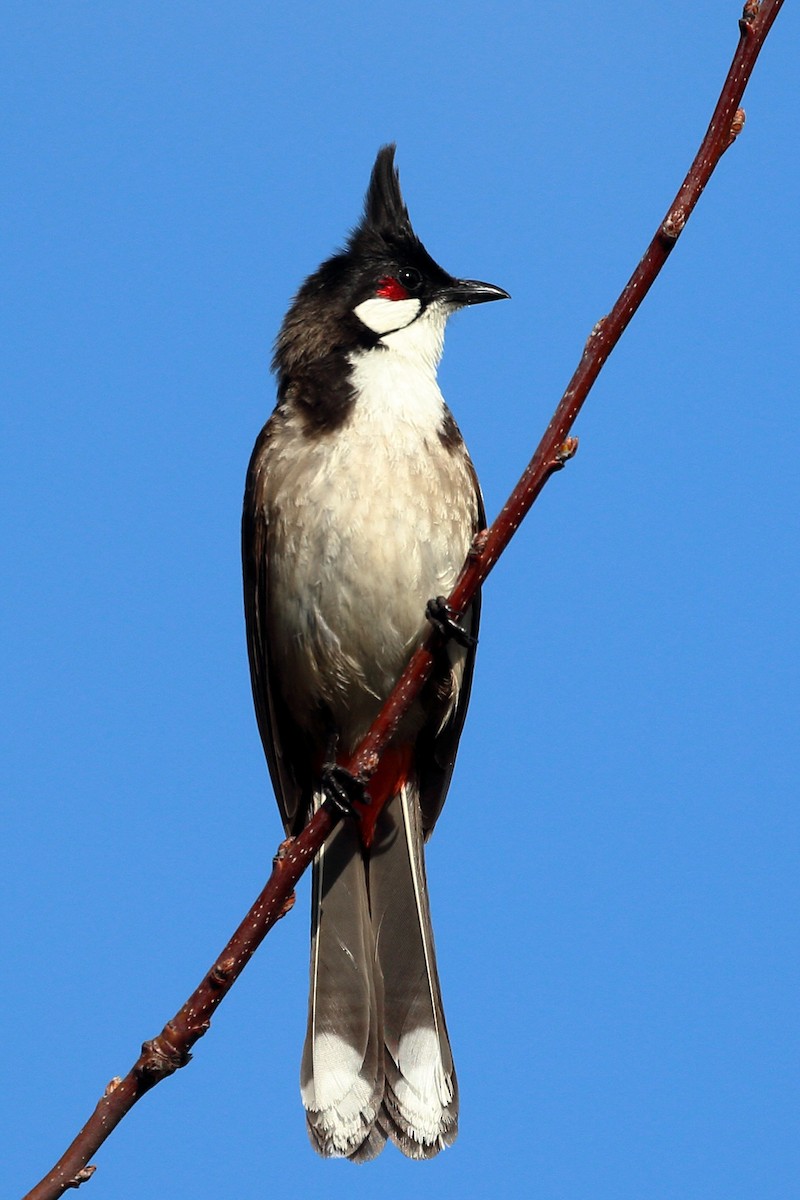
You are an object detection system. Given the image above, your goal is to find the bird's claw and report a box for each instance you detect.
[426,596,477,648]
[321,762,370,822]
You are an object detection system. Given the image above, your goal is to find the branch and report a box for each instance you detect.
[23,3,784,1196]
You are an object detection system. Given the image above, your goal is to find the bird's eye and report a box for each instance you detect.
[398,267,423,292]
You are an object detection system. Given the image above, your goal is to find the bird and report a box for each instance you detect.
[242,144,508,1161]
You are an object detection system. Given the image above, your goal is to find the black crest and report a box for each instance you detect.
[353,144,420,249]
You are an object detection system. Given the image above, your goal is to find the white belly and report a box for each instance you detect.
[265,349,479,747]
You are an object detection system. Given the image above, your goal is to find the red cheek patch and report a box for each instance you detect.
[376,276,409,301]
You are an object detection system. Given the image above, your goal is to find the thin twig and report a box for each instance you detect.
[22,4,785,1196]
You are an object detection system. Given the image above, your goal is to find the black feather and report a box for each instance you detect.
[358,143,417,243]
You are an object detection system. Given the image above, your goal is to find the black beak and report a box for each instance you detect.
[440,278,510,307]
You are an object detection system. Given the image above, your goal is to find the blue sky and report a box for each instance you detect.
[4,3,798,1198]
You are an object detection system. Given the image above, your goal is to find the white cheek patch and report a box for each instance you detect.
[353,296,422,335]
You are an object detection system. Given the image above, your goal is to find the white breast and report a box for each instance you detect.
[266,337,478,748]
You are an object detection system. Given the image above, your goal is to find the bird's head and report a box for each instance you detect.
[275,145,508,375]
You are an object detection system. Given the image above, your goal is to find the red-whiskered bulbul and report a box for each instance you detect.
[242,145,508,1161]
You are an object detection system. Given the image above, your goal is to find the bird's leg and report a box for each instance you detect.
[320,732,371,822]
[321,763,371,821]
[426,595,477,648]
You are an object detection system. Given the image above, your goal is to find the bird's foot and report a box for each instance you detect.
[321,762,370,822]
[426,595,477,648]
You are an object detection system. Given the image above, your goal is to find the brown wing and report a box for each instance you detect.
[416,475,484,839]
[242,420,315,835]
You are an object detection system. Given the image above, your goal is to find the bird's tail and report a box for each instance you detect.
[300,782,457,1161]
[370,784,458,1157]
[300,814,386,1161]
